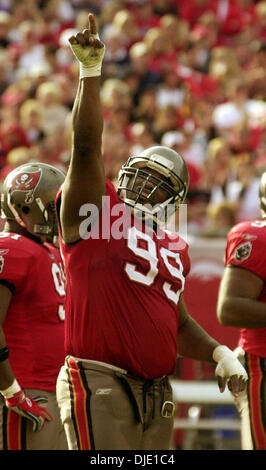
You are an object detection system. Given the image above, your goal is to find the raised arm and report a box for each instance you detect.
[60,13,106,243]
[178,294,247,396]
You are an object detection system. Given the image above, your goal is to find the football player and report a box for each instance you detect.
[0,162,67,450]
[55,13,248,450]
[217,171,266,450]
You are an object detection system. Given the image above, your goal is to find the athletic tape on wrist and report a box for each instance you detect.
[0,379,21,398]
[79,61,102,78]
[212,345,232,363]
[0,346,9,362]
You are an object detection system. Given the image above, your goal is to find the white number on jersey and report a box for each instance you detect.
[0,233,21,240]
[51,262,65,297]
[57,304,65,321]
[160,247,185,304]
[125,227,158,286]
[251,220,266,228]
[124,227,185,304]
[51,262,66,321]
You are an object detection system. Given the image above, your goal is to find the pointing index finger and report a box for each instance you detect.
[88,13,97,35]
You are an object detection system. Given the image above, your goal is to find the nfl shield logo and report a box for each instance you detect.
[234,242,252,262]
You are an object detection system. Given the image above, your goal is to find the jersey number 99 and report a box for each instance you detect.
[125,227,185,305]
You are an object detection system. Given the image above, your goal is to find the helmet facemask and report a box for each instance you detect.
[118,155,188,225]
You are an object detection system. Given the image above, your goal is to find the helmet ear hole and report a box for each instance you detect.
[22,206,30,214]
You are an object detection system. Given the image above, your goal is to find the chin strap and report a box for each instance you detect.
[6,192,27,228]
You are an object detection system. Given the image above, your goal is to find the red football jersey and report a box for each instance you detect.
[0,233,65,391]
[225,220,266,357]
[57,179,190,379]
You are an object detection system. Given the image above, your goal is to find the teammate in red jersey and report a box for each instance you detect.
[217,171,266,450]
[55,13,247,450]
[0,162,67,450]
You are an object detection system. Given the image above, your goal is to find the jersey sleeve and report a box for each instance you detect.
[225,224,266,279]
[0,235,31,290]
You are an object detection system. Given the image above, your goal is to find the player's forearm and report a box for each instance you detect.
[0,328,15,390]
[178,315,219,362]
[0,359,15,390]
[72,77,103,160]
[217,296,266,328]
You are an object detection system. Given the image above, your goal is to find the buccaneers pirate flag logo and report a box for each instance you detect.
[8,170,41,204]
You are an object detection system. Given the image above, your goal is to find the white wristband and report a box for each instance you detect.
[0,379,21,398]
[212,345,232,363]
[79,62,102,79]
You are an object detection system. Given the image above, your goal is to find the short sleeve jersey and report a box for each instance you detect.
[225,220,266,357]
[57,179,190,379]
[0,233,66,391]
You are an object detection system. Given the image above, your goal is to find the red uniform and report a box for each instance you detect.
[56,179,190,449]
[225,220,266,358]
[225,220,266,450]
[58,179,190,380]
[0,233,66,391]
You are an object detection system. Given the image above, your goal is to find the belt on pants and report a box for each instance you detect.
[65,356,176,423]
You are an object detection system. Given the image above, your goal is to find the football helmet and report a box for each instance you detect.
[117,146,189,224]
[1,162,65,243]
[259,171,266,217]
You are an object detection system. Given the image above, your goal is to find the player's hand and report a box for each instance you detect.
[68,13,105,77]
[5,390,53,432]
[213,345,248,397]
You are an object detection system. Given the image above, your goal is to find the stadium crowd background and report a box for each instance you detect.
[0,0,265,235]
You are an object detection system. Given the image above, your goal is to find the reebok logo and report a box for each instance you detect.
[95,388,112,395]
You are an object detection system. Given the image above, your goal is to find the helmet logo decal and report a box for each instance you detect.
[8,170,42,204]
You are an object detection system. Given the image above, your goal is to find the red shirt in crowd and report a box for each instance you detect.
[178,0,255,37]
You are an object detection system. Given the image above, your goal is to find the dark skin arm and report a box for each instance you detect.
[217,265,266,328]
[60,14,105,243]
[0,284,15,390]
[178,294,246,394]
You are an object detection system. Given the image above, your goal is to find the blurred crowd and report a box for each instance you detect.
[0,0,265,236]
